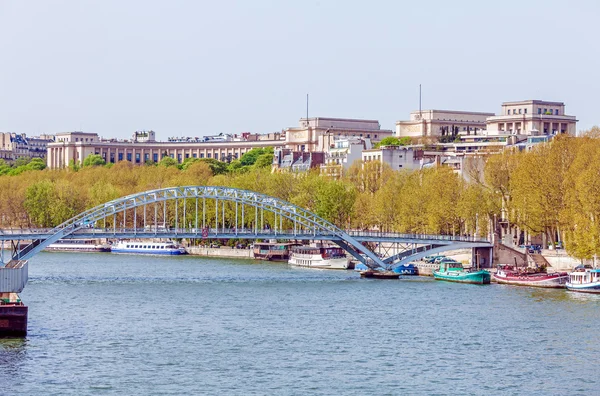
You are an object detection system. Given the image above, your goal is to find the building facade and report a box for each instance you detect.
[320,137,372,177]
[46,117,392,169]
[0,132,54,162]
[47,131,284,169]
[396,110,493,138]
[284,117,393,152]
[361,145,426,171]
[485,100,577,135]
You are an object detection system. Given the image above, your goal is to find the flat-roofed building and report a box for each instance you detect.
[361,145,426,171]
[0,132,54,162]
[396,110,493,138]
[47,131,285,169]
[284,117,393,152]
[485,100,577,135]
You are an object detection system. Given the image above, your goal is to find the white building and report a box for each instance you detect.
[361,145,425,171]
[320,137,372,177]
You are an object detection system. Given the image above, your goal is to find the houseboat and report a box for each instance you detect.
[433,261,490,284]
[493,265,568,288]
[253,242,299,261]
[111,241,186,255]
[288,245,350,270]
[0,292,27,337]
[566,266,600,293]
[45,239,111,253]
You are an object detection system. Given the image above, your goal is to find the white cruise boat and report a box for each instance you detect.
[111,241,186,255]
[566,266,600,293]
[46,239,110,253]
[288,245,349,270]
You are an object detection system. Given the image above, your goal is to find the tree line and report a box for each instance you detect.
[2,128,600,259]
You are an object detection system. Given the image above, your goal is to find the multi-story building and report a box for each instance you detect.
[47,131,284,169]
[0,132,54,162]
[320,137,372,177]
[396,110,493,138]
[284,117,393,152]
[361,145,426,171]
[485,100,577,135]
[272,149,325,173]
[46,117,392,169]
[396,100,578,138]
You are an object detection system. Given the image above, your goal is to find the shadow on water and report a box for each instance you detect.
[0,337,28,373]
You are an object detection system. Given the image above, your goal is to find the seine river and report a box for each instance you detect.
[1,252,599,395]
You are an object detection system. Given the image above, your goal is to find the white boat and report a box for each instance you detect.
[46,239,110,252]
[566,266,600,293]
[288,245,349,270]
[110,241,186,255]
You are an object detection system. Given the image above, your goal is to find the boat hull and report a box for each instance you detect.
[566,282,600,293]
[433,270,491,284]
[0,304,28,337]
[494,273,568,288]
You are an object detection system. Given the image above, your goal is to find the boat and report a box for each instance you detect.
[45,239,111,253]
[288,245,350,270]
[360,269,400,279]
[393,263,419,275]
[110,241,186,255]
[566,266,600,293]
[433,261,490,284]
[493,265,568,288]
[0,293,28,337]
[252,242,299,261]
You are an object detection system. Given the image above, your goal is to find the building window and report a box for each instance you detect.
[118,153,124,161]
[192,153,197,158]
[185,153,189,158]
[207,153,211,158]
[153,153,158,162]
[555,109,558,115]
[544,109,547,114]
[127,153,132,162]
[178,154,182,162]
[524,109,527,114]
[538,108,542,114]
[135,153,140,163]
[200,153,204,158]
[215,153,219,160]
[519,109,522,114]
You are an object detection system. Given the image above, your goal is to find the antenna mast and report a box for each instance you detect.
[419,84,422,119]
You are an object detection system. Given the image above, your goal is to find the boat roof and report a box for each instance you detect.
[254,242,298,246]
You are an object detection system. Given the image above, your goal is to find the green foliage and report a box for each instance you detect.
[68,159,80,172]
[254,153,273,168]
[82,154,106,167]
[197,158,228,175]
[240,147,273,166]
[158,156,179,168]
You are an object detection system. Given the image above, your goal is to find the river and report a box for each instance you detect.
[1,252,599,395]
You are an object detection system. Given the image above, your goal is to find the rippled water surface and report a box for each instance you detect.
[1,252,599,395]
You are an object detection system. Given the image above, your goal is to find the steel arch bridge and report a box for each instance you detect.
[8,186,391,268]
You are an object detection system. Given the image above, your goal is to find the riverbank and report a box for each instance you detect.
[186,246,254,259]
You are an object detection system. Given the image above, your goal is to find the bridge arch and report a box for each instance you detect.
[13,186,386,268]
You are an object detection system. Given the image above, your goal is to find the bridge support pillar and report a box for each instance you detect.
[472,247,493,269]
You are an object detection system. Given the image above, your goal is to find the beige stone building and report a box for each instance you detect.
[485,100,577,135]
[47,131,284,169]
[396,110,493,138]
[46,117,393,169]
[284,117,393,152]
[0,132,54,162]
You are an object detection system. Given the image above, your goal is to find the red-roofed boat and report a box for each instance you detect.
[493,265,568,288]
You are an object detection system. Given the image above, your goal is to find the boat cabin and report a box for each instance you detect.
[253,242,299,261]
[291,246,346,259]
[438,261,464,272]
[569,268,600,284]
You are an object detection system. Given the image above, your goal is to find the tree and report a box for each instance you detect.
[159,156,179,168]
[82,154,106,167]
[254,153,273,168]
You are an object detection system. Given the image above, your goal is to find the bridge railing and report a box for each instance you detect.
[345,230,490,243]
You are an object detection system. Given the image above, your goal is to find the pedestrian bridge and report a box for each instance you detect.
[0,186,491,291]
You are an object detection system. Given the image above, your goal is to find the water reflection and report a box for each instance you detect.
[0,337,27,374]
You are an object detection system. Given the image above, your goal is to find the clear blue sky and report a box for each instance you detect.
[1,0,598,139]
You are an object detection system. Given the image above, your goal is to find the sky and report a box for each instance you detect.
[1,0,599,139]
